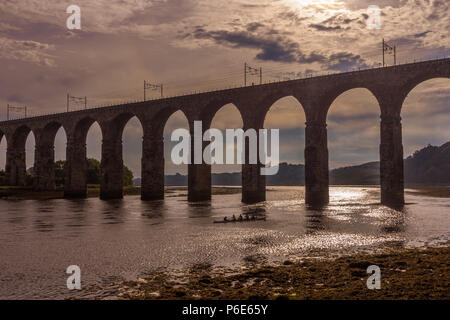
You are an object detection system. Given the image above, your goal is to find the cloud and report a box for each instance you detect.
[185,27,331,64]
[6,93,26,103]
[414,31,432,38]
[326,52,369,71]
[309,24,342,31]
[246,22,264,32]
[0,37,55,66]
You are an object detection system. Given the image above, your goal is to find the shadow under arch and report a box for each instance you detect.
[326,87,382,203]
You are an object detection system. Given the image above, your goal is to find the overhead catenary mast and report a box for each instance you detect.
[382,38,396,67]
[144,81,163,101]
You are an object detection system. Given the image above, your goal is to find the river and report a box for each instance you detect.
[0,186,449,299]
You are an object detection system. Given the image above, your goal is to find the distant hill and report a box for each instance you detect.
[329,142,450,185]
[330,162,380,185]
[134,143,450,186]
[404,142,450,185]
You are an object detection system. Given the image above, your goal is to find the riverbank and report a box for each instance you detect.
[114,245,450,300]
[1,186,449,200]
[0,186,242,200]
[405,186,450,198]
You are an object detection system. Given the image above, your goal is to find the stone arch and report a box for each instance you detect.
[401,70,450,106]
[96,113,143,200]
[33,121,67,191]
[204,103,248,201]
[39,121,65,145]
[11,125,32,150]
[209,103,244,175]
[0,128,5,145]
[262,95,306,127]
[0,129,6,173]
[210,103,244,129]
[250,88,306,125]
[162,109,190,174]
[154,107,190,137]
[302,86,380,206]
[64,117,101,198]
[401,77,450,186]
[140,107,190,201]
[326,87,382,196]
[401,76,450,111]
[118,112,144,188]
[263,95,307,177]
[6,125,33,186]
[100,112,144,141]
[326,87,382,120]
[72,116,100,146]
[200,100,244,131]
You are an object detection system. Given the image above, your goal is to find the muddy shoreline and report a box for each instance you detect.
[110,244,449,300]
[0,186,242,200]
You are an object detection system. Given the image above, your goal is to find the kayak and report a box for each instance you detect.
[214,217,266,224]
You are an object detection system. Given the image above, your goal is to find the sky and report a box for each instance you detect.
[0,0,449,177]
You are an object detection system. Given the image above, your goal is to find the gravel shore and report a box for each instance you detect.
[115,245,450,300]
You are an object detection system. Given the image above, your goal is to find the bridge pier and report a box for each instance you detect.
[380,115,405,207]
[141,135,165,200]
[33,143,56,190]
[304,121,329,206]
[242,163,266,204]
[64,137,88,198]
[188,136,211,202]
[100,136,124,200]
[241,122,266,204]
[6,147,26,186]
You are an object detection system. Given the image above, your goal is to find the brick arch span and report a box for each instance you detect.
[5,125,33,186]
[140,106,190,201]
[64,116,100,198]
[98,112,145,200]
[33,121,67,191]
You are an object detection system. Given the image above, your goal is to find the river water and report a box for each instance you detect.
[0,186,449,299]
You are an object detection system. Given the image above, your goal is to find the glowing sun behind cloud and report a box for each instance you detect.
[283,0,345,10]
[281,0,348,22]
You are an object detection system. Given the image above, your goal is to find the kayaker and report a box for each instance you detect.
[238,214,243,221]
[232,214,237,221]
[224,217,228,222]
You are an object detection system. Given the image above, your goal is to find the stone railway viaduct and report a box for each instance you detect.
[0,58,449,207]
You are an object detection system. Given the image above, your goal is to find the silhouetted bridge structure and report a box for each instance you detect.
[1,58,449,207]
